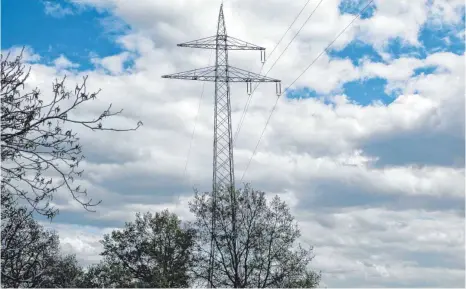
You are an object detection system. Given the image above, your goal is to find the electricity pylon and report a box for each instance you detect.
[162,3,281,286]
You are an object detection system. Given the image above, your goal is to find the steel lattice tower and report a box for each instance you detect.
[162,4,281,286]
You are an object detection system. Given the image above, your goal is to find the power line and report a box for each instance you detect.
[183,51,214,177]
[233,0,325,145]
[174,51,214,216]
[240,0,375,182]
[234,0,324,144]
[266,0,313,65]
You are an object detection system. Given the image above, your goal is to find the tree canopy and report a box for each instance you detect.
[189,185,321,288]
[87,210,196,288]
[1,194,82,288]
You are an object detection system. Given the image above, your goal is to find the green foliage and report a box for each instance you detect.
[39,255,83,288]
[1,187,320,288]
[84,210,196,288]
[1,194,83,288]
[75,262,135,288]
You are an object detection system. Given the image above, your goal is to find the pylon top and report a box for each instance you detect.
[176,4,266,51]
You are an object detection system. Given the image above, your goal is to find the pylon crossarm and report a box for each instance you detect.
[161,66,217,81]
[162,65,280,83]
[226,36,265,50]
[227,66,280,82]
[177,35,265,51]
[177,36,218,49]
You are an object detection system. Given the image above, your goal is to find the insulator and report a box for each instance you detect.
[261,50,266,64]
[276,82,282,96]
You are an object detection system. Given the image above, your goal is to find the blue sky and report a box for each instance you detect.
[2,0,127,70]
[4,0,464,105]
[2,0,465,287]
[287,1,465,105]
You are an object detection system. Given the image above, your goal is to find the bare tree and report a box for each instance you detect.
[189,185,321,288]
[1,194,83,288]
[1,49,142,218]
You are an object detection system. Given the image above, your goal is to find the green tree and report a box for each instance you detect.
[1,49,142,219]
[1,194,83,287]
[96,210,195,287]
[39,255,83,288]
[189,185,321,288]
[76,262,134,288]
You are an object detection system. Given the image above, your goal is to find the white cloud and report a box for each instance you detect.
[53,54,79,70]
[298,207,465,287]
[2,46,41,62]
[11,0,465,287]
[40,223,116,266]
[43,1,74,18]
[91,52,132,74]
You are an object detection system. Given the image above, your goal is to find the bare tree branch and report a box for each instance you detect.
[189,184,321,288]
[1,48,142,219]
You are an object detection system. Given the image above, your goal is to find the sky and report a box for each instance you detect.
[2,0,465,287]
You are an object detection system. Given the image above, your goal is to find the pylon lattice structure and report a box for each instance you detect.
[162,4,281,286]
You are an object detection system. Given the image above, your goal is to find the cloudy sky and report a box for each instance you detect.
[2,0,465,287]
